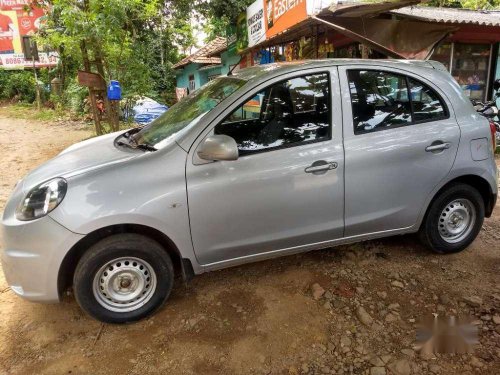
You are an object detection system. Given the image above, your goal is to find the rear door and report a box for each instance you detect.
[338,65,460,237]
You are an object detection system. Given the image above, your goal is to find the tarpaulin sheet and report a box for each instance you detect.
[327,17,457,59]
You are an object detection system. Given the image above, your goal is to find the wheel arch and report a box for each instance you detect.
[421,174,495,229]
[57,224,194,298]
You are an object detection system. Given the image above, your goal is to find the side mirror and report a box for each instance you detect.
[197,134,239,161]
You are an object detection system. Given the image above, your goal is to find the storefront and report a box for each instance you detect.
[431,42,495,100]
[232,1,500,101]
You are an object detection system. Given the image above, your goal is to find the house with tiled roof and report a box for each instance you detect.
[174,36,240,98]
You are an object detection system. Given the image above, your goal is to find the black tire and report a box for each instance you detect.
[73,234,174,323]
[419,183,484,254]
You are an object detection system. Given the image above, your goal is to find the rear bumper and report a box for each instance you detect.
[486,166,499,217]
[487,192,497,217]
[1,215,84,302]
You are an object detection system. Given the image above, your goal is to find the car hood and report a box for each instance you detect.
[21,130,139,192]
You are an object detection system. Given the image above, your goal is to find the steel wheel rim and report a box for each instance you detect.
[438,198,476,244]
[93,257,157,313]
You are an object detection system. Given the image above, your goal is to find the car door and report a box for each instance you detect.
[186,69,344,266]
[338,65,461,237]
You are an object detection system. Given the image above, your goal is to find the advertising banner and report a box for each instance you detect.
[226,24,237,55]
[235,11,248,53]
[246,0,266,48]
[0,51,58,69]
[265,0,308,39]
[0,0,58,69]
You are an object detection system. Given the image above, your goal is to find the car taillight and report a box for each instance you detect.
[489,121,497,153]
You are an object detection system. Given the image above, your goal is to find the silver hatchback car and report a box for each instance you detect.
[2,60,498,323]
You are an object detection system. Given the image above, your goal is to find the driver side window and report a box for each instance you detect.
[214,73,331,155]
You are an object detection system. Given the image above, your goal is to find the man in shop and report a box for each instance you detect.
[0,13,15,54]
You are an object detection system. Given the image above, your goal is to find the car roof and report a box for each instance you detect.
[233,59,447,82]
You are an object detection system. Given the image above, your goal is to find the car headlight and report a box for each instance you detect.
[16,178,67,221]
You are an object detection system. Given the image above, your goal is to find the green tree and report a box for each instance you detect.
[196,0,254,42]
[36,0,197,132]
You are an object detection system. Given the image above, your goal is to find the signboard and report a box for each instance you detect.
[247,0,266,48]
[226,24,237,55]
[235,11,248,53]
[265,0,308,39]
[0,0,58,69]
[0,51,57,69]
[234,0,314,54]
[78,70,106,90]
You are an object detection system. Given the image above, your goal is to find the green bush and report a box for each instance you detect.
[0,70,36,103]
[63,77,88,114]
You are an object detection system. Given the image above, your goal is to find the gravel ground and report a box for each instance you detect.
[0,108,499,375]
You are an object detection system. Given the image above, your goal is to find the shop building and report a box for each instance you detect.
[173,37,240,99]
[174,1,500,102]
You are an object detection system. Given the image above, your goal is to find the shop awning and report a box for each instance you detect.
[315,16,458,59]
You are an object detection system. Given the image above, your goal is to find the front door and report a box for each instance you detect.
[186,69,345,266]
[338,66,461,236]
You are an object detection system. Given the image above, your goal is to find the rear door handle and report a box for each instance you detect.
[426,142,451,152]
[305,161,338,174]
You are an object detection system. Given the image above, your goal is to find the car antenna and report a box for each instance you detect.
[228,55,243,76]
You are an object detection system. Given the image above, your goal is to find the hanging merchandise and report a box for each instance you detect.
[299,36,315,59]
[285,43,294,61]
[259,49,274,64]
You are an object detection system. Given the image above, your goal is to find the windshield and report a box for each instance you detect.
[133,77,246,148]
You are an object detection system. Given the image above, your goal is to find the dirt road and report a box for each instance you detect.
[0,109,499,375]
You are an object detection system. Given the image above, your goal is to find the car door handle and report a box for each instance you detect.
[305,161,338,174]
[425,142,451,152]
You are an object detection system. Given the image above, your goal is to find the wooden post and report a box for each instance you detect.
[32,56,41,110]
[81,41,102,135]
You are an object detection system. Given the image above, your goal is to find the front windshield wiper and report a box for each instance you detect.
[117,135,157,152]
[134,143,157,152]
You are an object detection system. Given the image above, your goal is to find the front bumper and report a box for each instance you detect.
[1,215,84,302]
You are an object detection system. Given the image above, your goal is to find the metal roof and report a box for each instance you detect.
[173,37,227,69]
[329,0,421,18]
[390,6,500,27]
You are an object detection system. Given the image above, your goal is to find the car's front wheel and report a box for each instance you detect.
[419,183,485,254]
[73,234,174,323]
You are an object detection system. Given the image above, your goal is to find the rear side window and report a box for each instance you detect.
[347,70,447,135]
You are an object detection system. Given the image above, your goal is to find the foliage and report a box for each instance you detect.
[197,0,254,42]
[425,0,500,9]
[64,77,89,113]
[0,71,36,103]
[33,0,197,117]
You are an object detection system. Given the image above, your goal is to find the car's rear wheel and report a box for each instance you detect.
[419,183,484,254]
[74,234,174,323]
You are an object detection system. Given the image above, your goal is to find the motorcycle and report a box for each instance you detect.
[471,78,500,149]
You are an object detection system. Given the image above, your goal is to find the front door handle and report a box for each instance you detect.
[426,142,451,152]
[305,160,338,174]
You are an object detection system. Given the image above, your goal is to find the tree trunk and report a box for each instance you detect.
[95,47,119,132]
[81,41,103,135]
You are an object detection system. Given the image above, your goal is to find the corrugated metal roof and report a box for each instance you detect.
[390,6,500,27]
[173,37,227,69]
[329,0,420,18]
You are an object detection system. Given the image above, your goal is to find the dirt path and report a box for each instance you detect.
[0,109,499,375]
